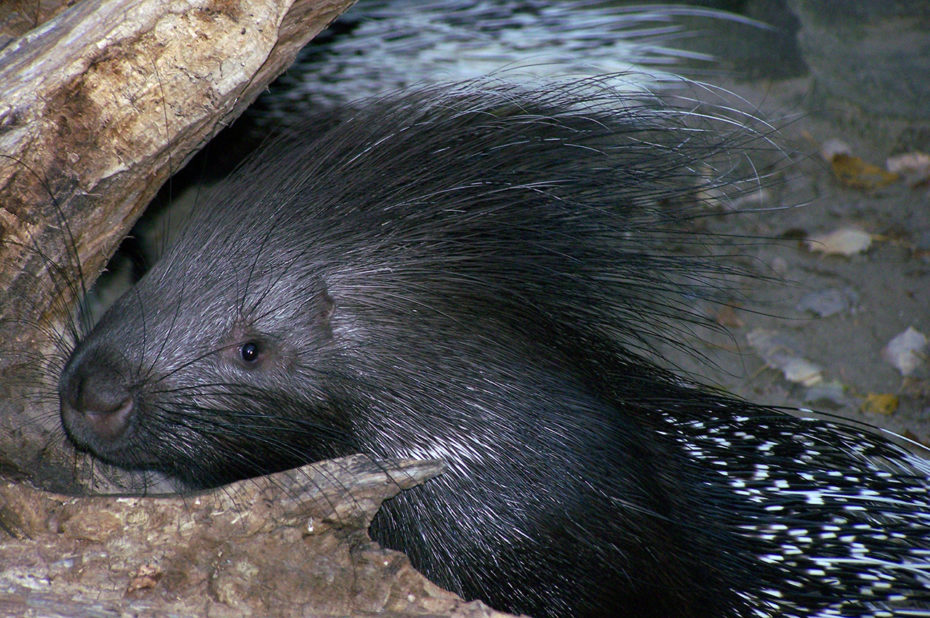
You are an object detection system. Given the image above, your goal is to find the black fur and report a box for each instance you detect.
[59,81,930,617]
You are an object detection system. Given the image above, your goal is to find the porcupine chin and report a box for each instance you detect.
[57,79,930,618]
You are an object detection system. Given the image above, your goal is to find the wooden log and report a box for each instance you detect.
[0,455,509,615]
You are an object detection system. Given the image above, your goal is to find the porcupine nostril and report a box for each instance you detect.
[60,355,134,442]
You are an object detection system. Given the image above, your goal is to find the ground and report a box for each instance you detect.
[671,73,930,447]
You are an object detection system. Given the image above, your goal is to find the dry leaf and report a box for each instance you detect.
[882,327,928,376]
[820,138,852,161]
[804,381,848,408]
[747,329,823,386]
[806,228,873,257]
[780,357,825,386]
[830,153,899,190]
[796,287,858,317]
[818,137,899,189]
[886,151,930,187]
[860,393,899,416]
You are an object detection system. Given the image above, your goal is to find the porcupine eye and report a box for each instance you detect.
[239,342,261,364]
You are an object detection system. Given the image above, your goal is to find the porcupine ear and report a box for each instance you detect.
[309,279,335,333]
[316,288,335,327]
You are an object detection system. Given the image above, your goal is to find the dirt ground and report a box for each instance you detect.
[668,72,930,447]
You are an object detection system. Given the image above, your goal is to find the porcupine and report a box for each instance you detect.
[58,80,930,618]
[159,0,777,182]
[257,0,769,113]
[114,0,775,287]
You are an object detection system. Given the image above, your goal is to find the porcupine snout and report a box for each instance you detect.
[59,343,135,451]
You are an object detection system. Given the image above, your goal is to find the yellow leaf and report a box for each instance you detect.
[860,393,899,415]
[831,153,899,190]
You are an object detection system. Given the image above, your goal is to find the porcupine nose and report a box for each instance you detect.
[59,348,134,445]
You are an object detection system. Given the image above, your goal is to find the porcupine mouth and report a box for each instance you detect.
[59,400,168,471]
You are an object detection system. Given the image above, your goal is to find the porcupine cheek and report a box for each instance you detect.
[59,343,136,459]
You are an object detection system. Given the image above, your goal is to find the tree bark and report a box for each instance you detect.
[0,454,509,615]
